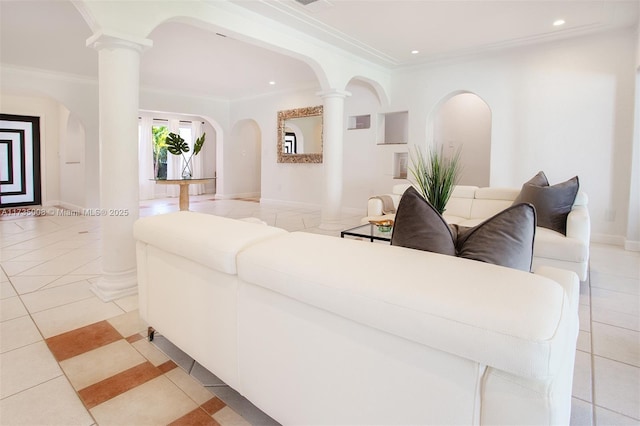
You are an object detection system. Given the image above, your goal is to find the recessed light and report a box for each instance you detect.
[411,50,419,55]
[553,19,565,26]
[269,81,276,85]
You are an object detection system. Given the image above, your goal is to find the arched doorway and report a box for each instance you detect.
[432,92,492,187]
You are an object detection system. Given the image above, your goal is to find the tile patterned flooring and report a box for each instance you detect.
[1,195,639,425]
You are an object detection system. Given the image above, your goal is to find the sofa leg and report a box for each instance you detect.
[147,326,155,341]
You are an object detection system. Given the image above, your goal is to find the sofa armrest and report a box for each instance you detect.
[566,205,590,244]
[367,197,384,217]
[367,194,402,217]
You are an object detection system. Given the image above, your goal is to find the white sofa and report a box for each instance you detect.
[134,211,580,426]
[365,184,591,280]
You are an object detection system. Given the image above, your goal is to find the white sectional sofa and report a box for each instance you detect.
[365,183,591,280]
[134,211,580,425]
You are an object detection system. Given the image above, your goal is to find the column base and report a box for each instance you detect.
[91,268,138,302]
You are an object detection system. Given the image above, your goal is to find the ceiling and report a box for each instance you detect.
[0,0,638,100]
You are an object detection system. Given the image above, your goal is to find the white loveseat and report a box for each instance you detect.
[364,184,591,280]
[134,211,579,426]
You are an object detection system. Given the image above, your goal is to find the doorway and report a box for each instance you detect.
[0,114,42,208]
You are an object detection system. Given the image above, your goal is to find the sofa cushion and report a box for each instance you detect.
[133,212,287,274]
[474,187,521,201]
[514,172,579,235]
[533,227,590,263]
[391,187,536,272]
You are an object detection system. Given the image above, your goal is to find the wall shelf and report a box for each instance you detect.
[378,111,408,144]
[393,152,408,179]
[347,114,371,130]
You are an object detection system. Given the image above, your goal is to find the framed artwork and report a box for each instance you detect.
[0,114,42,207]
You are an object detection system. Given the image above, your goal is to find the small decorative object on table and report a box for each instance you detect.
[369,219,394,233]
[166,132,206,179]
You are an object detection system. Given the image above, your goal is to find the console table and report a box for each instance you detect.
[152,178,216,211]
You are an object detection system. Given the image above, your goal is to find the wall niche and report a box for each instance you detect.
[347,114,371,130]
[378,111,408,144]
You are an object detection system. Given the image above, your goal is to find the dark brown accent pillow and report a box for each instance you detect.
[513,172,579,235]
[390,187,456,256]
[454,204,536,272]
[391,187,536,272]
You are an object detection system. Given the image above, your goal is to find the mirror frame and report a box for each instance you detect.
[277,105,323,163]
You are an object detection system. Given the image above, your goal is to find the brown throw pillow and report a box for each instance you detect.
[513,171,579,235]
[391,187,536,272]
[390,186,456,256]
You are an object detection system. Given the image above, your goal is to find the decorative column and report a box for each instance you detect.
[317,89,351,229]
[87,31,152,301]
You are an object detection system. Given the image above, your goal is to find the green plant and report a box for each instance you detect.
[152,126,168,178]
[409,145,462,214]
[166,132,206,178]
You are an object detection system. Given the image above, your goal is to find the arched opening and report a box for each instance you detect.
[137,111,219,200]
[431,92,492,187]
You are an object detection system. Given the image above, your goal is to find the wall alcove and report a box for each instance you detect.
[431,92,492,187]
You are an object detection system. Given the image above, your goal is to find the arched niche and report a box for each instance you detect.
[428,91,492,187]
[59,108,87,208]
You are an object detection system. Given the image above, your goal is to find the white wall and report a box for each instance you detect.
[626,24,640,250]
[229,119,261,198]
[2,23,637,245]
[342,79,385,210]
[433,93,491,187]
[1,66,100,208]
[231,87,324,207]
[0,69,230,208]
[391,28,637,242]
[59,106,86,209]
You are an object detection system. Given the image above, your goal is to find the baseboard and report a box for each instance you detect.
[624,240,640,252]
[54,201,85,212]
[41,200,87,216]
[215,192,260,200]
[591,233,626,247]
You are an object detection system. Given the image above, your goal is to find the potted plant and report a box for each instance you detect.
[409,145,462,214]
[165,132,206,179]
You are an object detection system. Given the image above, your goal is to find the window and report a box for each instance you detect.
[179,125,193,151]
[152,124,168,179]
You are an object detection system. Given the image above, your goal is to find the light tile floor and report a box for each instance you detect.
[1,195,639,425]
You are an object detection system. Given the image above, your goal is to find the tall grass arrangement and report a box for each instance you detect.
[409,146,462,214]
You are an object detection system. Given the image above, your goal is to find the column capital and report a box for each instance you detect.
[316,89,352,99]
[87,30,153,53]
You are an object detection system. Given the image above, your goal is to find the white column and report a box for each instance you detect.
[87,32,152,301]
[318,89,350,229]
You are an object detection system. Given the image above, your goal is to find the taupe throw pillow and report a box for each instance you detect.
[390,187,456,256]
[391,187,536,272]
[513,171,579,235]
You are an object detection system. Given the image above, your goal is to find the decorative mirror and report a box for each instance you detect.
[277,106,323,163]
